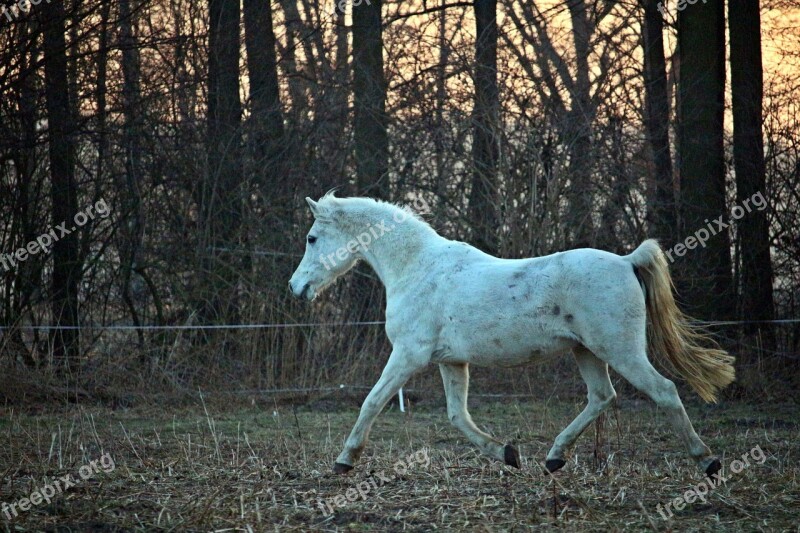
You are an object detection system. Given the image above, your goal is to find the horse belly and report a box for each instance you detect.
[435,329,576,367]
[475,337,574,367]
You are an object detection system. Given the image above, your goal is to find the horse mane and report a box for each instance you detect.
[316,192,432,231]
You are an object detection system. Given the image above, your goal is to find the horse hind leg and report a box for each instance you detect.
[439,363,520,467]
[596,345,720,478]
[545,346,617,473]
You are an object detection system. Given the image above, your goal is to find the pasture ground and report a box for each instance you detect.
[1,394,798,532]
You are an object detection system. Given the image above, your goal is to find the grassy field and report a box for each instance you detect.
[0,394,798,532]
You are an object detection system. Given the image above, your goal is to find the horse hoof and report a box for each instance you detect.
[705,458,722,480]
[504,444,521,468]
[333,462,353,475]
[545,458,566,474]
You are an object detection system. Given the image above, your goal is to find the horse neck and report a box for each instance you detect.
[356,213,434,289]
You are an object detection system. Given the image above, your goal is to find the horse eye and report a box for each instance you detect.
[307,235,317,244]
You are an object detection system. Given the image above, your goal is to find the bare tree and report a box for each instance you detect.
[43,0,81,365]
[353,0,389,197]
[503,0,627,248]
[641,0,676,245]
[729,0,775,348]
[468,0,500,254]
[244,0,286,205]
[563,0,597,247]
[119,0,146,344]
[677,0,733,319]
[202,0,243,322]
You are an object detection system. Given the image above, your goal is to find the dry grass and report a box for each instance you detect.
[0,395,798,532]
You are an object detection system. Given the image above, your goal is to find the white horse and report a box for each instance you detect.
[289,193,735,478]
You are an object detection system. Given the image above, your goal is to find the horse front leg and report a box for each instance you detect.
[334,349,423,473]
[439,363,520,468]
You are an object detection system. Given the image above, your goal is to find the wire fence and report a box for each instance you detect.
[2,319,797,331]
[2,318,796,402]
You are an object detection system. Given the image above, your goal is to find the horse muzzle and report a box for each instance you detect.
[289,280,314,301]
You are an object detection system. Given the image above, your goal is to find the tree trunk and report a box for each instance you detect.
[204,0,243,323]
[642,0,676,245]
[43,0,81,365]
[677,0,733,319]
[12,21,41,367]
[468,0,500,254]
[279,0,310,130]
[564,0,595,248]
[244,0,285,199]
[313,0,349,193]
[352,0,389,198]
[435,0,449,218]
[119,0,146,345]
[729,0,775,349]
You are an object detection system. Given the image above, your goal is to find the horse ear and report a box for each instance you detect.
[306,197,320,217]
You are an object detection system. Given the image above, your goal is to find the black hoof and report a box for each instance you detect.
[705,458,722,480]
[333,462,353,475]
[504,444,521,468]
[545,458,566,474]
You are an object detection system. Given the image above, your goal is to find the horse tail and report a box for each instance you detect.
[624,239,735,403]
